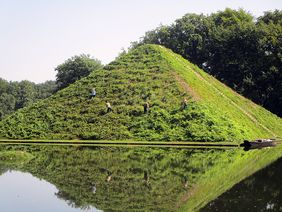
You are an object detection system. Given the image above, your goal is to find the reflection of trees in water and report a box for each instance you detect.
[0,145,232,211]
[4,145,273,211]
[202,157,282,212]
[0,167,8,176]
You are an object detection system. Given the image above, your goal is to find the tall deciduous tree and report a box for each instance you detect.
[55,54,103,89]
[16,80,36,109]
[0,93,15,120]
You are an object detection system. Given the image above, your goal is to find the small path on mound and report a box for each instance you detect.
[172,54,277,138]
[172,73,201,101]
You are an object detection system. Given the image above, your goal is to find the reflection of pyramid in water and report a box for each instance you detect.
[202,157,282,211]
[0,44,282,141]
[1,145,282,211]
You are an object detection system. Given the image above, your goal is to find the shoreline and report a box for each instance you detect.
[0,139,239,148]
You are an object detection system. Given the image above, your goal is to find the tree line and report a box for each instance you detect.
[133,8,282,117]
[0,54,102,120]
[0,79,56,120]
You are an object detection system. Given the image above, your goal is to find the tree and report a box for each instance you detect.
[257,10,282,25]
[55,54,103,89]
[139,14,213,68]
[170,13,213,67]
[0,78,9,94]
[16,80,36,109]
[255,13,282,116]
[0,78,57,120]
[206,9,257,90]
[35,80,57,99]
[0,93,15,120]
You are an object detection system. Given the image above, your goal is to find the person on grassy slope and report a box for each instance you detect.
[90,88,96,98]
[106,102,112,113]
[144,102,150,114]
[182,98,188,110]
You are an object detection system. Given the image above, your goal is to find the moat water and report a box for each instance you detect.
[0,144,281,211]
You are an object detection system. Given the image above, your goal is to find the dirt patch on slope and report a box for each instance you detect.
[173,73,201,101]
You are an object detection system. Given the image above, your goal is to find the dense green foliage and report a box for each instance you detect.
[0,45,281,141]
[136,9,282,117]
[0,78,56,120]
[55,54,103,89]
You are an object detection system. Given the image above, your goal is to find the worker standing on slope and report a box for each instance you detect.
[90,88,96,98]
[106,102,112,113]
[182,98,188,110]
[144,102,150,114]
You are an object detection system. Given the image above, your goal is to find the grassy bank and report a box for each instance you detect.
[0,139,238,145]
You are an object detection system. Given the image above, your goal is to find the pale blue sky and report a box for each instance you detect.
[1,0,281,83]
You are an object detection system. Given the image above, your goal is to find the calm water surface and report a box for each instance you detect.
[0,144,281,211]
[201,157,282,212]
[0,171,100,212]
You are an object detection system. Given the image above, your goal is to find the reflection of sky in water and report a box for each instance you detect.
[0,171,101,212]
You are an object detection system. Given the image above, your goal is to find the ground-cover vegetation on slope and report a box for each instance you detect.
[0,45,281,141]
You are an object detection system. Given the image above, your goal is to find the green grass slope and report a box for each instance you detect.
[0,45,281,141]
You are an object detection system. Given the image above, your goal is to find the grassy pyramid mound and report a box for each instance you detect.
[0,45,281,141]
